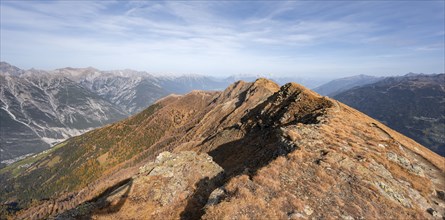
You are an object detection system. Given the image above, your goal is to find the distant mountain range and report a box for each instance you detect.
[314,74,383,96]
[3,60,442,165]
[0,67,129,165]
[0,62,328,166]
[0,62,225,165]
[333,73,445,156]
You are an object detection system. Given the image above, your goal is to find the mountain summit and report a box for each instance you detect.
[1,79,444,219]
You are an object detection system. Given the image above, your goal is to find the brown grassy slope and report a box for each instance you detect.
[7,78,445,220]
[78,79,444,220]
[4,90,219,219]
[203,83,445,220]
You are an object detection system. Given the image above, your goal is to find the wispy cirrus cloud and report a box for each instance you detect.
[1,0,443,77]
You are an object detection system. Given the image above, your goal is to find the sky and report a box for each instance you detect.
[0,1,444,77]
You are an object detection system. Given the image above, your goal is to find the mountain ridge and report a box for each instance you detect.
[0,62,333,165]
[1,78,444,219]
[0,62,226,165]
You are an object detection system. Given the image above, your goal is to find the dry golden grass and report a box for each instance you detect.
[204,87,440,219]
[10,79,444,220]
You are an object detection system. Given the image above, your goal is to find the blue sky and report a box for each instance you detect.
[1,1,444,77]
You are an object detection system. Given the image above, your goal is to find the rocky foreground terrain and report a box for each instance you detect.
[1,79,444,219]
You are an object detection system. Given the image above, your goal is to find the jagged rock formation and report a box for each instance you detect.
[1,78,444,219]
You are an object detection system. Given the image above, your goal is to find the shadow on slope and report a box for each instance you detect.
[58,178,133,219]
[180,83,331,219]
[180,130,289,220]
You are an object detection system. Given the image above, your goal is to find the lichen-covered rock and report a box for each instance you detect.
[205,187,226,207]
[376,181,412,207]
[387,152,425,177]
[86,151,224,219]
[427,208,441,217]
[136,151,223,206]
[304,205,314,216]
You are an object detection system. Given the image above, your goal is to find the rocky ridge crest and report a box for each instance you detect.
[3,78,444,220]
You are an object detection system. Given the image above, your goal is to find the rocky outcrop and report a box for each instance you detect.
[57,151,224,219]
[136,151,223,208]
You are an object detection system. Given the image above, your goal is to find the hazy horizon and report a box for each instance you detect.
[3,60,442,80]
[1,1,444,77]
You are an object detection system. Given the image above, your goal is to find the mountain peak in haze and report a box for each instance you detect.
[314,74,384,96]
[0,61,24,76]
